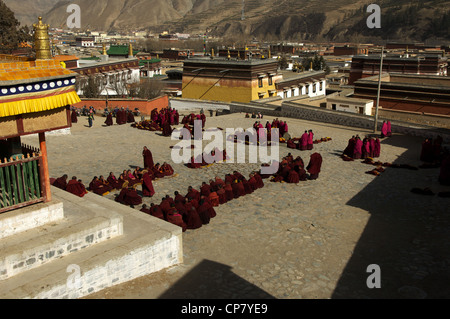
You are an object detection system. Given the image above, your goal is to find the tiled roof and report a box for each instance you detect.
[53,55,80,62]
[107,45,139,56]
[0,59,76,84]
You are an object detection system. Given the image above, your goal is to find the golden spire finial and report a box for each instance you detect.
[33,16,52,60]
[102,43,107,55]
[128,42,133,58]
[227,49,231,60]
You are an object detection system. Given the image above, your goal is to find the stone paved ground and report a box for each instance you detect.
[22,111,450,299]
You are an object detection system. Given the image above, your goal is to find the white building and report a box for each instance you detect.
[276,71,326,99]
[326,96,374,115]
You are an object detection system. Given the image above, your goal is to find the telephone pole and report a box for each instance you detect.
[373,46,384,133]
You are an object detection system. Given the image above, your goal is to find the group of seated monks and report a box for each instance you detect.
[139,170,265,232]
[51,162,175,199]
[51,175,89,197]
[341,135,381,161]
[187,148,230,169]
[104,107,135,126]
[270,152,323,183]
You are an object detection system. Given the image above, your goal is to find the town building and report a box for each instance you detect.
[353,73,450,116]
[275,70,326,99]
[75,37,95,48]
[349,54,448,85]
[182,57,281,103]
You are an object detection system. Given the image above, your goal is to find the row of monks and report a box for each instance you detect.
[104,108,136,126]
[139,170,266,232]
[51,160,174,198]
[341,135,381,161]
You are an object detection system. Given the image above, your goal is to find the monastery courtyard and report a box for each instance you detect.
[22,112,450,299]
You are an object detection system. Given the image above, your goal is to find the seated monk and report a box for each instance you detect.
[141,170,155,197]
[161,162,174,176]
[98,175,113,191]
[242,178,253,194]
[216,184,227,205]
[166,205,187,232]
[89,176,111,196]
[248,173,258,192]
[200,182,211,197]
[186,186,201,202]
[184,200,203,230]
[151,163,165,179]
[126,169,141,187]
[199,197,217,219]
[174,191,185,203]
[214,176,226,189]
[53,174,68,190]
[66,176,88,197]
[287,169,300,184]
[209,179,218,192]
[232,180,246,199]
[233,171,245,181]
[107,172,122,190]
[197,199,211,225]
[140,204,151,215]
[149,203,165,220]
[224,182,234,202]
[209,190,220,207]
[296,166,308,181]
[253,172,265,188]
[133,167,143,180]
[175,199,187,217]
[287,139,297,149]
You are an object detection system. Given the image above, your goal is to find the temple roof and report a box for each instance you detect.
[0,57,80,118]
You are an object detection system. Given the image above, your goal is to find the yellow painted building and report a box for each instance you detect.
[182,58,282,103]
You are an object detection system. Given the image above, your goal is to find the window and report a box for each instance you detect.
[258,78,263,88]
[268,76,273,86]
[319,81,323,91]
[292,89,295,97]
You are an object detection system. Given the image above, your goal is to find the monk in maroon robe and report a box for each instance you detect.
[53,174,68,190]
[420,138,434,163]
[216,184,227,204]
[166,206,187,232]
[184,201,203,230]
[381,121,388,138]
[200,182,211,197]
[307,130,314,150]
[89,176,111,195]
[307,153,323,180]
[107,172,121,189]
[162,121,173,137]
[186,186,201,202]
[353,137,363,159]
[143,146,154,169]
[174,191,185,203]
[209,191,220,207]
[161,162,174,176]
[66,176,88,197]
[224,182,234,202]
[105,113,113,126]
[149,203,165,220]
[287,139,297,149]
[140,204,151,215]
[71,110,78,123]
[287,169,300,183]
[142,171,155,197]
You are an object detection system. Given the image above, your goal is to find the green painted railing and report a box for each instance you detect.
[0,153,44,214]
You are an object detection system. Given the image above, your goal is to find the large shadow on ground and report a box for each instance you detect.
[332,134,450,299]
[158,259,275,299]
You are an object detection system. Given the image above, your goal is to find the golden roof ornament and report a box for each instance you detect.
[33,17,52,60]
[128,43,133,58]
[102,43,107,55]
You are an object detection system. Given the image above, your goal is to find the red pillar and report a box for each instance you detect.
[39,132,51,202]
